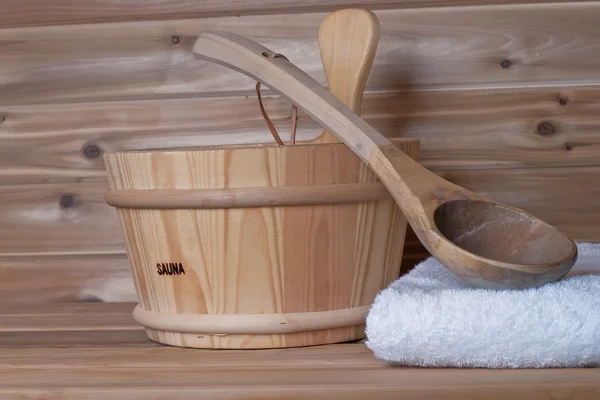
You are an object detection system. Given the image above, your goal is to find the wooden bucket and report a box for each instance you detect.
[104,138,419,349]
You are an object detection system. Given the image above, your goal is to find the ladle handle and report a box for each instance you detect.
[192,32,472,237]
[310,8,380,144]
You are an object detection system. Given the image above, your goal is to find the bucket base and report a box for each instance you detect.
[143,325,366,349]
[132,303,370,349]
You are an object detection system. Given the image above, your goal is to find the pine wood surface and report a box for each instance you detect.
[0,183,124,255]
[3,4,600,106]
[0,302,599,399]
[1,165,598,258]
[0,254,135,304]
[1,1,600,300]
[2,0,595,28]
[1,86,599,186]
[0,163,597,303]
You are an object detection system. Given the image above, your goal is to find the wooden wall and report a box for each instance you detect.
[1,0,599,303]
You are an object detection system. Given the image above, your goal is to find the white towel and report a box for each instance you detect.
[365,242,600,368]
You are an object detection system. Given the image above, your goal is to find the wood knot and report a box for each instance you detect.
[83,144,102,158]
[59,194,75,209]
[537,122,555,136]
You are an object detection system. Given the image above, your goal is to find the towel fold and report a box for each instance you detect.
[365,242,600,368]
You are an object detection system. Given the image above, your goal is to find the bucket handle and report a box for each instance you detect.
[255,53,298,146]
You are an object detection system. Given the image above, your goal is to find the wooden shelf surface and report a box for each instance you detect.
[0,302,598,399]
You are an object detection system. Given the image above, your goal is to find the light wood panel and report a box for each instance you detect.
[2,0,600,303]
[2,363,598,397]
[2,162,596,303]
[0,182,123,255]
[0,302,146,347]
[436,166,600,242]
[0,255,136,304]
[1,302,599,399]
[0,301,135,315]
[366,88,600,170]
[1,0,593,28]
[0,330,153,349]
[0,164,597,257]
[0,309,138,333]
[3,3,600,105]
[2,86,600,185]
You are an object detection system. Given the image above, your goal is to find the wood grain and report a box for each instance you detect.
[0,310,138,333]
[2,364,598,394]
[1,0,594,29]
[0,302,599,400]
[436,166,600,242]
[310,7,379,143]
[0,254,136,304]
[1,0,599,297]
[0,330,155,349]
[2,86,600,185]
[0,183,124,255]
[0,302,147,348]
[2,378,599,400]
[0,164,597,258]
[105,182,392,209]
[0,301,135,315]
[1,163,596,303]
[3,3,600,106]
[102,140,417,348]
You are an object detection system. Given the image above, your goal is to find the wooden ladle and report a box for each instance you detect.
[192,31,578,289]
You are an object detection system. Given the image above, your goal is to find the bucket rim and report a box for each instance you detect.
[103,138,420,156]
[103,140,357,156]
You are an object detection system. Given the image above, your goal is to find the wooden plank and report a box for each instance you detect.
[0,255,136,303]
[3,4,600,106]
[1,367,597,399]
[1,387,599,400]
[0,165,597,259]
[0,345,597,398]
[0,182,123,255]
[2,86,599,185]
[437,166,600,242]
[0,302,135,315]
[0,314,137,332]
[1,0,594,29]
[0,330,155,349]
[366,88,600,171]
[0,302,148,347]
[0,352,597,382]
[0,342,382,368]
[0,304,139,332]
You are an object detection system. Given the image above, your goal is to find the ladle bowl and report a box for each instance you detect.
[192,31,578,289]
[430,199,577,289]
